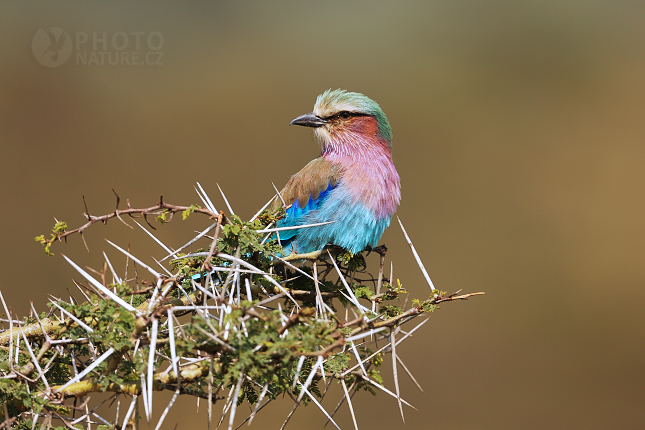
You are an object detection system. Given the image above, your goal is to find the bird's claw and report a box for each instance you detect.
[372,244,388,256]
[364,244,388,257]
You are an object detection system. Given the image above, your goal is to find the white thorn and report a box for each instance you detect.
[256,220,337,234]
[271,181,286,206]
[147,318,158,416]
[217,183,235,216]
[292,356,306,391]
[133,220,178,259]
[341,379,359,430]
[297,381,341,430]
[196,182,219,214]
[103,251,122,284]
[62,255,136,312]
[397,217,436,291]
[105,240,162,280]
[56,347,114,392]
[49,301,94,333]
[250,194,276,222]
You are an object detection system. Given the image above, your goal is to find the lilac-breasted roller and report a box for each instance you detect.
[272,89,401,257]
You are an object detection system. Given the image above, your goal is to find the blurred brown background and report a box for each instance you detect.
[1,1,644,429]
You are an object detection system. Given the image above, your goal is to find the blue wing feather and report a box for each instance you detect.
[276,181,336,244]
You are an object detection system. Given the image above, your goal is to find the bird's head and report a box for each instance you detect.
[290,89,392,153]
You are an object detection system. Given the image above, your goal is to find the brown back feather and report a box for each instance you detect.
[271,158,343,210]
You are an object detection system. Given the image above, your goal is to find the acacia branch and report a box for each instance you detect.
[38,195,222,252]
[52,363,209,398]
[354,290,486,333]
[12,187,487,430]
[0,290,201,347]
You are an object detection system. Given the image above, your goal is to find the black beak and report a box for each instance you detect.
[290,112,327,128]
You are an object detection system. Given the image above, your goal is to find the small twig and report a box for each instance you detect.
[436,291,486,303]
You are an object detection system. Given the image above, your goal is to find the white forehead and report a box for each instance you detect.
[312,89,376,118]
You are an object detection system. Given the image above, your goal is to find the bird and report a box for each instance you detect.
[272,89,401,259]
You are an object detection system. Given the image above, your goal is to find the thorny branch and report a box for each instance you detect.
[9,189,484,429]
[35,192,223,254]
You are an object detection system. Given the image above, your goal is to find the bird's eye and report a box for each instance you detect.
[339,111,352,119]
